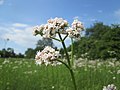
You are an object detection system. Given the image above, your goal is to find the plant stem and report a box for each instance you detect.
[57,59,70,71]
[63,34,68,41]
[69,69,77,90]
[58,32,71,67]
[57,32,77,90]
[71,38,74,66]
[50,36,61,42]
[57,59,77,90]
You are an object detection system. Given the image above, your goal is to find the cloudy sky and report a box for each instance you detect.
[0,0,120,54]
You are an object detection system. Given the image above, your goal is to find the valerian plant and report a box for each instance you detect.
[33,17,84,90]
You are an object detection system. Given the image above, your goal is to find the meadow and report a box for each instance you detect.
[0,58,120,90]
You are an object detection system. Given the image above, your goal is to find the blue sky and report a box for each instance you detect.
[0,0,120,54]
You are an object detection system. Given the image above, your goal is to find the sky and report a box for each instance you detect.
[0,0,120,54]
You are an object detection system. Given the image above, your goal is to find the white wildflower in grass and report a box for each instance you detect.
[52,86,55,89]
[2,59,10,64]
[24,71,33,74]
[35,46,61,66]
[117,70,120,74]
[12,66,18,69]
[103,84,117,90]
[113,77,116,79]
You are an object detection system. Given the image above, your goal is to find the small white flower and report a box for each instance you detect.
[33,17,70,38]
[117,70,120,74]
[35,46,61,66]
[113,77,116,79]
[52,86,55,89]
[66,27,81,39]
[102,84,117,90]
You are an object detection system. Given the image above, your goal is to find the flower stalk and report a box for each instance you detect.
[71,38,74,66]
[33,17,84,90]
[58,32,77,90]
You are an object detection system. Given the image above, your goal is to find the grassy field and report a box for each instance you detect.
[0,58,120,90]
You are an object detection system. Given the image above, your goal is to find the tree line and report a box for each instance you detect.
[0,48,24,58]
[66,22,120,60]
[1,22,119,60]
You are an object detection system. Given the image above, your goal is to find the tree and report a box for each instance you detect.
[68,23,120,60]
[25,38,55,58]
[36,38,54,48]
[0,48,20,58]
[25,48,35,58]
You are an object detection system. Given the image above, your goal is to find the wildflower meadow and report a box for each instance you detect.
[0,0,120,89]
[0,17,120,90]
[0,58,120,90]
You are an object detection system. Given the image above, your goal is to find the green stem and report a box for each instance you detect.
[63,34,68,41]
[50,36,61,42]
[57,32,77,90]
[69,69,77,90]
[71,38,74,66]
[57,60,77,90]
[57,32,71,67]
[57,59,70,71]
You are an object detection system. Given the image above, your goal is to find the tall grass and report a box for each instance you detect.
[0,58,119,90]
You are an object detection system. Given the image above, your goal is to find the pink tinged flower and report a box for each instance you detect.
[39,24,45,31]
[33,17,84,39]
[63,20,68,27]
[35,46,61,66]
[33,26,39,36]
[72,19,84,30]
[47,18,54,24]
[66,27,80,39]
[33,25,44,36]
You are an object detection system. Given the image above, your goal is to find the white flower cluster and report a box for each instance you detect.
[103,84,117,90]
[35,46,61,66]
[33,17,84,39]
[66,19,84,39]
[33,17,68,38]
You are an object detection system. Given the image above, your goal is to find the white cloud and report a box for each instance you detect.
[0,0,4,5]
[114,9,120,19]
[3,28,40,47]
[12,23,28,27]
[0,23,40,49]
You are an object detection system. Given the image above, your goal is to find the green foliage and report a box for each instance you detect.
[70,23,120,60]
[0,48,24,58]
[25,48,36,58]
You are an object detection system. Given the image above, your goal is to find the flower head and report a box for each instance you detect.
[35,46,61,66]
[33,17,84,40]
[72,19,84,30]
[66,27,80,39]
[33,25,44,36]
[103,84,117,90]
[33,17,68,38]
